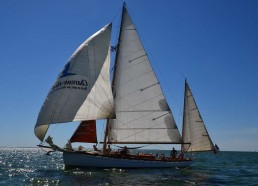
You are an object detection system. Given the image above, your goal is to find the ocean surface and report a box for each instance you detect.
[0,148,257,185]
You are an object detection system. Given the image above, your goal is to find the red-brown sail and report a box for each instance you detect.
[70,120,97,143]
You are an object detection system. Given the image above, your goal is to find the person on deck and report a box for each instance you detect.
[93,145,101,153]
[120,146,128,155]
[106,145,111,154]
[170,147,177,158]
[64,140,73,151]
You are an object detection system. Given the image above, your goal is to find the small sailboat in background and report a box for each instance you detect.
[35,3,217,168]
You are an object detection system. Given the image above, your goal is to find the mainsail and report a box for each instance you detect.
[107,6,182,144]
[181,80,214,152]
[35,24,114,141]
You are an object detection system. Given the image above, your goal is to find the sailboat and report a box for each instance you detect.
[35,3,217,168]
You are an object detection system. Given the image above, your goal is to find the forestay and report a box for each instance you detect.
[35,24,114,141]
[108,7,182,144]
[181,81,214,152]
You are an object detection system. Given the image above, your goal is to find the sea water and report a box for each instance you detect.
[0,148,258,185]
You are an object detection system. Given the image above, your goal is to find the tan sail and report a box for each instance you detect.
[181,80,214,152]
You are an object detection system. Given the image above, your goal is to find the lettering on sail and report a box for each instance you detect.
[50,79,88,93]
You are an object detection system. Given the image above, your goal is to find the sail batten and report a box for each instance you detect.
[108,6,182,144]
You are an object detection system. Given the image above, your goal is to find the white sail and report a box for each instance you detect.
[108,7,182,144]
[181,81,214,152]
[35,24,114,141]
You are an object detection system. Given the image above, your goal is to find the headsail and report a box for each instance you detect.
[181,80,214,152]
[107,5,182,144]
[35,23,114,141]
[70,120,97,143]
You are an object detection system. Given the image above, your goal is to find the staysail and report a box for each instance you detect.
[70,120,97,143]
[35,24,114,141]
[107,5,182,144]
[181,80,214,152]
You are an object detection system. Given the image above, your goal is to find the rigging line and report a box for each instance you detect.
[112,112,177,143]
[110,2,124,79]
[99,119,106,145]
[122,93,163,111]
[94,78,113,115]
[109,112,154,142]
[119,5,168,103]
[119,48,145,60]
[115,70,153,88]
[56,94,71,120]
[120,36,140,48]
[121,90,162,110]
[112,74,163,113]
[111,2,124,23]
[126,5,184,120]
[92,42,97,119]
[117,110,169,112]
[93,47,114,112]
[115,127,178,130]
[47,123,59,139]
[113,82,160,105]
[186,90,192,146]
[148,52,183,112]
[115,117,177,132]
[115,111,153,130]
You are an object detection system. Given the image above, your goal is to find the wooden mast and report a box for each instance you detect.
[103,3,126,154]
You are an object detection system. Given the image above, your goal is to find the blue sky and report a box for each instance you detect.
[0,0,257,151]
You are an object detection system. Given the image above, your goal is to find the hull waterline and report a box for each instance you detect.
[63,151,192,168]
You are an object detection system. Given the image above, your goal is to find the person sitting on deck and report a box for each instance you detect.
[106,145,111,154]
[64,140,73,151]
[93,145,101,153]
[120,146,128,155]
[45,136,59,151]
[78,145,85,151]
[170,147,177,158]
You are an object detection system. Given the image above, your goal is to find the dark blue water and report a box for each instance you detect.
[0,148,257,185]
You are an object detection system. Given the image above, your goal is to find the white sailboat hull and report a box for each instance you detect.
[63,151,192,168]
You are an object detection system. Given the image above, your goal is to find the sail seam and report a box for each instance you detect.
[118,94,163,112]
[111,111,154,142]
[113,128,178,130]
[114,80,159,103]
[113,116,178,134]
[117,110,168,112]
[116,70,153,88]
